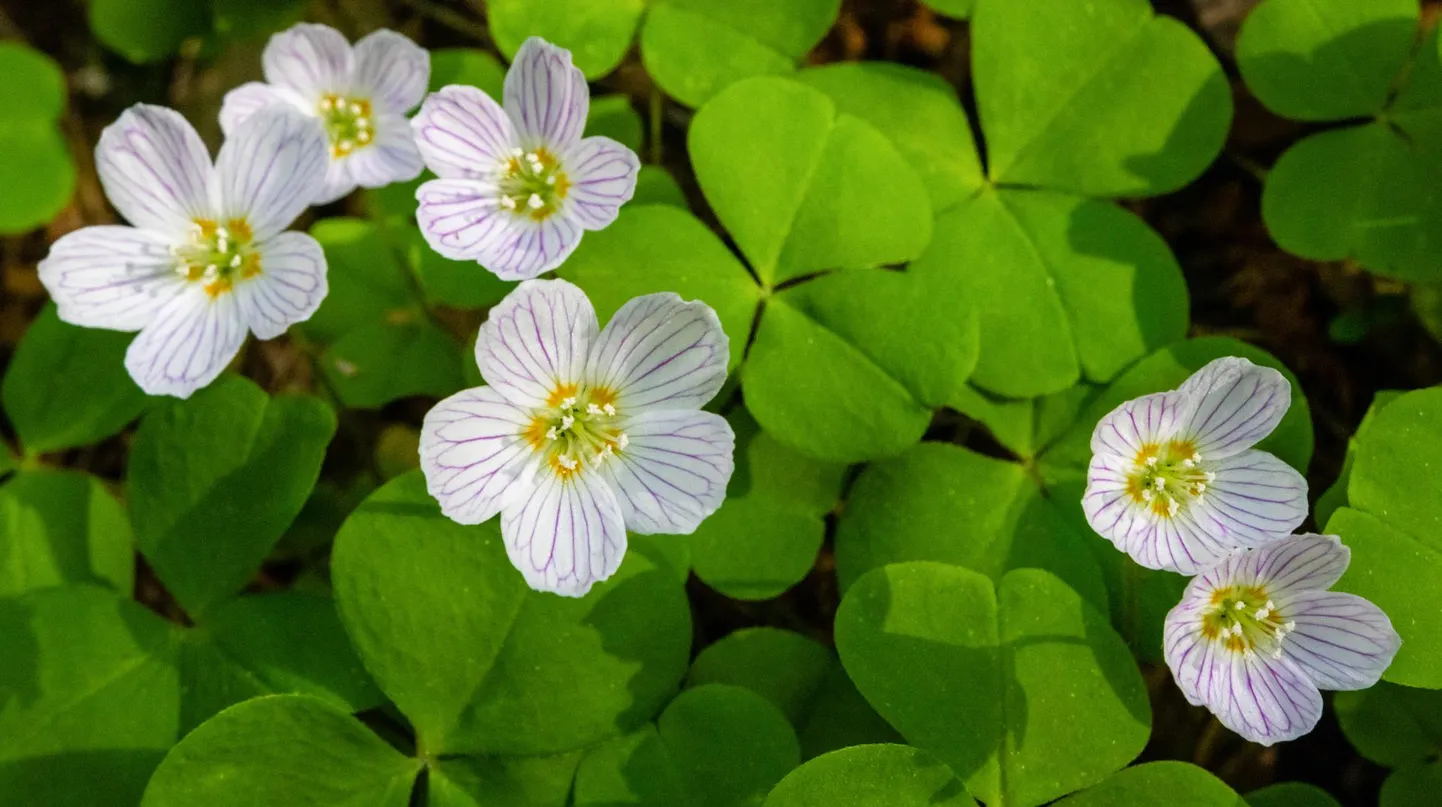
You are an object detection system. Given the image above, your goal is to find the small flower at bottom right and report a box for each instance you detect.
[1163,533,1400,745]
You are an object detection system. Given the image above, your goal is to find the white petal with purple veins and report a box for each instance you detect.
[95,105,215,238]
[475,279,597,408]
[37,226,187,331]
[343,112,425,189]
[351,29,429,113]
[415,178,509,261]
[1188,450,1308,548]
[601,410,735,534]
[1281,591,1401,691]
[1089,390,1186,458]
[420,386,538,526]
[504,37,588,151]
[215,106,330,238]
[219,82,306,135]
[235,232,328,339]
[1115,507,1237,574]
[562,136,640,230]
[1246,534,1351,597]
[1164,597,1230,709]
[585,293,729,412]
[262,23,353,104]
[501,470,627,597]
[124,285,247,399]
[474,213,585,280]
[1220,651,1323,746]
[412,85,519,180]
[1176,357,1291,459]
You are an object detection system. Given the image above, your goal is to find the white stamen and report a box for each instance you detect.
[1145,456,1159,467]
[602,403,616,416]
[560,415,574,431]
[545,427,559,442]
[510,148,524,157]
[1154,477,1165,491]
[527,194,544,209]
[586,403,602,415]
[1141,489,1154,502]
[546,175,557,185]
[355,117,370,129]
[616,432,629,450]
[501,196,518,210]
[229,254,243,269]
[1182,457,1195,468]
[1233,601,1246,611]
[1204,471,1217,483]
[338,139,354,152]
[1195,482,1207,494]
[557,454,577,471]
[560,396,576,409]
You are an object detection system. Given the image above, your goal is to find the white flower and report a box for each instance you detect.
[37,104,329,399]
[1083,357,1309,574]
[1164,534,1400,745]
[221,23,428,205]
[419,279,734,597]
[410,37,640,281]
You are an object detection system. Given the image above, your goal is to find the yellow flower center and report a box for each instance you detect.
[1200,584,1295,657]
[318,94,374,158]
[175,218,260,298]
[1125,439,1214,519]
[499,147,570,221]
[524,384,626,478]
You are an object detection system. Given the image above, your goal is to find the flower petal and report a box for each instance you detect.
[1281,591,1400,692]
[1247,534,1352,598]
[1110,504,1239,575]
[412,85,519,179]
[415,178,511,261]
[501,470,627,597]
[1176,357,1291,459]
[1219,651,1323,746]
[37,226,187,331]
[95,105,214,238]
[420,386,538,526]
[475,279,598,408]
[235,232,328,339]
[561,135,639,230]
[584,293,729,412]
[343,112,425,189]
[1089,391,1186,459]
[262,23,353,104]
[504,37,588,151]
[1188,450,1308,549]
[219,82,304,136]
[351,29,429,113]
[473,214,585,280]
[599,410,735,535]
[215,106,330,238]
[1164,594,1232,710]
[124,284,247,399]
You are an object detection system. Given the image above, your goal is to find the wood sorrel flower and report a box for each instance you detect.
[410,37,640,280]
[419,279,733,597]
[1164,534,1399,745]
[38,105,329,399]
[1083,357,1308,574]
[220,23,428,205]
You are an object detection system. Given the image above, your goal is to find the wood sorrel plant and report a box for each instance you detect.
[0,1,1435,806]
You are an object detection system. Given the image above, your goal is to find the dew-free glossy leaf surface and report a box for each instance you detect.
[0,470,133,596]
[140,695,420,807]
[836,563,1150,807]
[1246,782,1343,807]
[89,0,209,63]
[587,95,644,154]
[430,48,506,96]
[973,0,1231,196]
[836,441,1107,611]
[1054,762,1245,806]
[332,471,691,756]
[304,218,418,343]
[1380,762,1442,807]
[1263,123,1442,282]
[573,684,800,807]
[489,0,644,79]
[0,45,74,234]
[795,63,984,211]
[3,305,150,454]
[0,586,179,807]
[925,188,1188,398]
[560,204,759,370]
[1335,681,1442,768]
[428,752,581,807]
[322,320,464,408]
[643,0,840,107]
[129,376,336,617]
[763,744,977,807]
[686,628,834,726]
[690,77,932,286]
[1237,0,1417,121]
[689,413,845,599]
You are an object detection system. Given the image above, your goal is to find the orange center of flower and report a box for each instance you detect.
[524,384,625,479]
[1125,439,1213,519]
[1199,584,1294,657]
[175,218,261,298]
[498,147,570,221]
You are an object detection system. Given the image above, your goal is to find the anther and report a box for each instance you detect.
[1154,477,1165,491]
[528,194,544,210]
[560,397,576,409]
[602,403,616,416]
[545,427,559,442]
[586,403,602,415]
[501,196,518,210]
[557,454,577,471]
[560,415,574,431]
[616,433,629,450]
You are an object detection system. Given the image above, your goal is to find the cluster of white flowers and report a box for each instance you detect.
[37,26,723,597]
[1084,357,1400,745]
